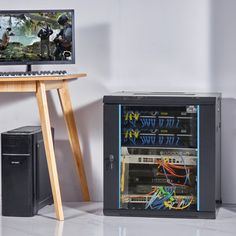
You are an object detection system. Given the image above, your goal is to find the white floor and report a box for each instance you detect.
[0,203,236,236]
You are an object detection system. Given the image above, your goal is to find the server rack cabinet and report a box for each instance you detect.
[1,126,53,217]
[103,92,221,219]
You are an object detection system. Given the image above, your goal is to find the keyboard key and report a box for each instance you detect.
[0,71,68,77]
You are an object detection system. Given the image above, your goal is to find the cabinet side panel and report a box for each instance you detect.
[215,97,221,202]
[104,104,119,210]
[199,105,216,212]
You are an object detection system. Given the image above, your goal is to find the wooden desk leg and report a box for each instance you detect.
[36,81,64,221]
[57,80,90,201]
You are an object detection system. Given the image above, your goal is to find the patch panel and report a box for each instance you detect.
[131,185,193,195]
[121,194,196,204]
[122,155,197,166]
[122,147,197,156]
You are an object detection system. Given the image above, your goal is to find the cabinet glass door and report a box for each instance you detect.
[119,105,199,211]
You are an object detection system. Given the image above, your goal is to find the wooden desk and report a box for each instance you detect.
[0,74,90,221]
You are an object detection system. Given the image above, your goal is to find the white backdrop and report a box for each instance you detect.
[0,0,235,203]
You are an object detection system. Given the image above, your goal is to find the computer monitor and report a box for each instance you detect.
[0,9,75,70]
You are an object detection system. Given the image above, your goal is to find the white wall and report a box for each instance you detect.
[210,0,236,204]
[0,0,235,203]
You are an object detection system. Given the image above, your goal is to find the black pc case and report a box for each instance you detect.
[103,92,221,219]
[1,126,53,217]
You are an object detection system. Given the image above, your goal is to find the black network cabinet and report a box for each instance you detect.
[103,92,221,219]
[1,126,53,217]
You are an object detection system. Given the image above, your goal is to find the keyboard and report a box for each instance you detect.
[0,70,68,77]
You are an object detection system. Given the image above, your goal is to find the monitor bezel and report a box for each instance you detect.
[0,9,75,66]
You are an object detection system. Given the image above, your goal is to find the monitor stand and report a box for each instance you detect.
[26,64,32,72]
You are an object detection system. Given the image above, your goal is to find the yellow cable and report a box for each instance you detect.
[121,157,126,193]
[164,196,193,210]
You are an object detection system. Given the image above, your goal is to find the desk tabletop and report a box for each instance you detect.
[0,73,87,82]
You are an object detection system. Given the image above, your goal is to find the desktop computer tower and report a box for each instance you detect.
[103,92,221,219]
[1,126,53,217]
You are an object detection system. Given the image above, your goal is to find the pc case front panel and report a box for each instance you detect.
[1,134,34,217]
[119,105,199,212]
[2,153,33,216]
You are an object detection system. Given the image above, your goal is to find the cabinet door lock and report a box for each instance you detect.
[109,154,115,170]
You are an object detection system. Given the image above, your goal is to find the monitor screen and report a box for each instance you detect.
[0,9,75,65]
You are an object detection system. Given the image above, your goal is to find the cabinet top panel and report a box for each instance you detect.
[103,91,221,105]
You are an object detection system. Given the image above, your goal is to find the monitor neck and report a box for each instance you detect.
[26,65,32,72]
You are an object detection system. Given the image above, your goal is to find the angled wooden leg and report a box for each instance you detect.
[36,81,64,221]
[57,80,90,201]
